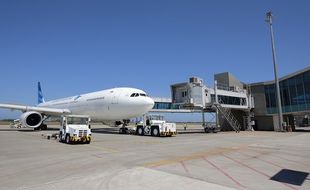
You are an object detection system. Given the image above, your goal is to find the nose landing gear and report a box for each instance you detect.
[119,119,130,134]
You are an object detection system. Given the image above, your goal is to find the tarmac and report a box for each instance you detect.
[0,124,310,190]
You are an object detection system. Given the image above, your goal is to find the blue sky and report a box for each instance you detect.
[0,0,309,119]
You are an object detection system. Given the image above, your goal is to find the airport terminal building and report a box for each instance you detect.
[152,66,310,131]
[250,67,310,130]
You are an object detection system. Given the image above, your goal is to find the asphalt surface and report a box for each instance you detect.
[0,124,310,190]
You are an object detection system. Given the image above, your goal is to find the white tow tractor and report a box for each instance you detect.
[59,115,91,144]
[9,119,22,128]
[135,115,177,137]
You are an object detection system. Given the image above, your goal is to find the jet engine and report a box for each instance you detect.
[20,111,42,128]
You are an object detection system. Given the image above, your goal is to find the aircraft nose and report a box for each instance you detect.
[144,97,155,110]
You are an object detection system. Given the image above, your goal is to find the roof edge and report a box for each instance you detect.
[250,66,310,86]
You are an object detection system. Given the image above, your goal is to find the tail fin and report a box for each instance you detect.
[38,82,45,104]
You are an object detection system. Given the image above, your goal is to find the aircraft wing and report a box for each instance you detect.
[0,103,71,116]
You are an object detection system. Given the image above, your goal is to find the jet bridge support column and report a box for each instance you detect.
[245,110,254,131]
[202,111,205,127]
[214,80,220,129]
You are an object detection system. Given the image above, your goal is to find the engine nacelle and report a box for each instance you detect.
[20,111,42,128]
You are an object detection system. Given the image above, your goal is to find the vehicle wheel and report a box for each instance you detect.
[151,127,160,137]
[65,135,71,144]
[86,140,91,144]
[59,132,63,142]
[137,126,144,136]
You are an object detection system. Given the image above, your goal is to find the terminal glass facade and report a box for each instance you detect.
[264,70,310,114]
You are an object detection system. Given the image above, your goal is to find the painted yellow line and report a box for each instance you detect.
[144,145,248,168]
[89,145,119,153]
[133,140,163,144]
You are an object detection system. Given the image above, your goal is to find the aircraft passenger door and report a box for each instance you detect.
[111,90,119,104]
[112,95,118,104]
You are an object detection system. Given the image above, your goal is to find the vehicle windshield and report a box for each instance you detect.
[148,115,164,120]
[67,117,89,125]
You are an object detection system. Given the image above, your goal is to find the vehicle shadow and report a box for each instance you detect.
[271,169,309,186]
[91,127,124,135]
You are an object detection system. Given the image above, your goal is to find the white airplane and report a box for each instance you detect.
[0,82,154,130]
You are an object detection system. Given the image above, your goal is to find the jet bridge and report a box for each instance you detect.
[151,75,255,131]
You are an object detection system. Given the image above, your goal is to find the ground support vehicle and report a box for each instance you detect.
[59,115,91,144]
[203,123,219,133]
[9,119,22,128]
[135,115,177,137]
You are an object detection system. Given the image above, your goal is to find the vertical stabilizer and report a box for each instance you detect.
[38,82,45,104]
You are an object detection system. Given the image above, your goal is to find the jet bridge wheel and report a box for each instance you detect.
[204,127,216,133]
[151,126,160,137]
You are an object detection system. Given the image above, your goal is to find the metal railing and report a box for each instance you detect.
[214,99,241,132]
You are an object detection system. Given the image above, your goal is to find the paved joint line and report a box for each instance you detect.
[89,145,119,153]
[179,161,191,175]
[203,157,246,189]
[222,154,299,190]
[268,153,310,168]
[144,146,248,168]
[240,152,284,169]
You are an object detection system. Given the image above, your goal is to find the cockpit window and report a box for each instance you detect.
[130,93,139,97]
[130,93,147,97]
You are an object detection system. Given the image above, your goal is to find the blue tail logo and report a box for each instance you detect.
[38,82,45,104]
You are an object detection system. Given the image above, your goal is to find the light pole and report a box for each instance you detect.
[265,11,284,131]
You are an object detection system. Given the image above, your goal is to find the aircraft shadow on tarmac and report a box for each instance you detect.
[0,127,59,132]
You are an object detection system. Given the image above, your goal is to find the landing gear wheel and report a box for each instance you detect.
[119,127,128,134]
[137,126,144,136]
[40,124,47,130]
[151,127,160,137]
